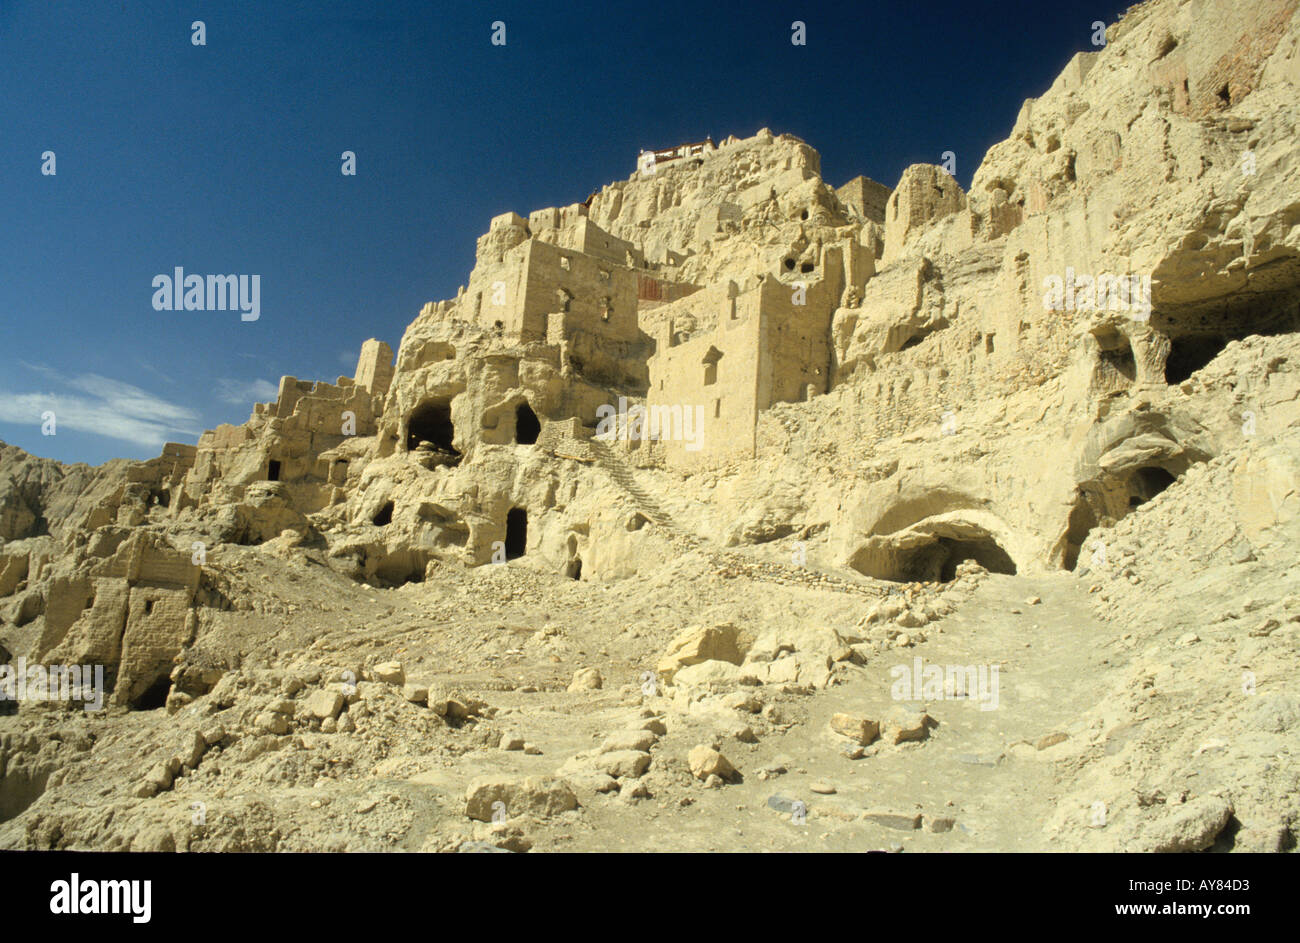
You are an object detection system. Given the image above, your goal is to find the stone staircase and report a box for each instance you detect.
[585,440,703,548]
[537,419,689,541]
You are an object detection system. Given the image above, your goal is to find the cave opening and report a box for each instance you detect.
[935,536,1018,581]
[267,459,281,481]
[372,501,394,526]
[505,508,527,559]
[1165,334,1231,384]
[131,676,172,711]
[515,402,541,445]
[1128,466,1176,507]
[853,530,1018,583]
[566,557,582,580]
[1158,287,1300,384]
[406,400,459,461]
[374,551,426,587]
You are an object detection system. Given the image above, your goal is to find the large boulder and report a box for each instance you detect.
[465,777,579,822]
[657,623,748,681]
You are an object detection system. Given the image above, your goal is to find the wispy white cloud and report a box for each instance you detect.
[0,365,202,450]
[215,377,278,405]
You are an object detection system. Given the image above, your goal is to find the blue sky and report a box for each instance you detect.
[0,0,1128,466]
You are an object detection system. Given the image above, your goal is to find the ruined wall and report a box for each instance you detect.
[835,175,892,225]
[759,257,844,407]
[644,309,761,470]
[180,372,380,519]
[881,164,967,265]
[354,339,395,397]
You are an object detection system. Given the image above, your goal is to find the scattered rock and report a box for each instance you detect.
[372,661,405,685]
[601,729,657,753]
[829,712,879,745]
[1136,797,1233,853]
[862,811,922,831]
[657,623,746,681]
[881,706,933,744]
[567,667,603,692]
[925,815,956,833]
[304,689,345,721]
[688,745,737,782]
[465,777,579,822]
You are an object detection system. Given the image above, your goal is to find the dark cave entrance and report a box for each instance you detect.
[1128,466,1176,507]
[566,557,582,580]
[515,402,541,445]
[372,501,394,526]
[406,400,459,460]
[856,530,1018,583]
[267,459,282,482]
[934,536,1018,582]
[1165,334,1231,384]
[1157,283,1300,384]
[505,508,527,559]
[131,676,172,711]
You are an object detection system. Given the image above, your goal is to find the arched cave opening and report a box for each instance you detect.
[374,551,426,587]
[1128,466,1176,507]
[131,676,172,711]
[852,530,1017,583]
[505,508,527,559]
[515,402,541,445]
[406,400,459,461]
[566,557,582,580]
[935,536,1018,581]
[372,502,394,526]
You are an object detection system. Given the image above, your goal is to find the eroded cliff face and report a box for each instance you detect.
[0,0,1297,853]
